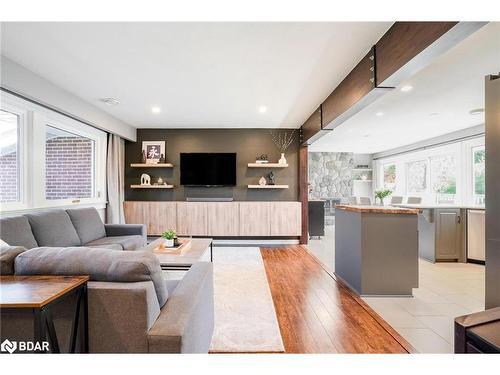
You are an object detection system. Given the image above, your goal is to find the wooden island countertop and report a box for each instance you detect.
[335,205,421,215]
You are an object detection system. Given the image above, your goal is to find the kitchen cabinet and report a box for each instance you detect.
[435,208,464,261]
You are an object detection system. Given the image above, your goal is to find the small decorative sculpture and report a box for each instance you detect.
[267,171,276,185]
[141,150,146,163]
[141,173,151,186]
[158,177,164,185]
[259,176,267,186]
[159,154,166,163]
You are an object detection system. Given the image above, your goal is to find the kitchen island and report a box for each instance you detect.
[335,205,420,297]
[394,204,485,263]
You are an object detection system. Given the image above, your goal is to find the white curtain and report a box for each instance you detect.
[106,134,125,224]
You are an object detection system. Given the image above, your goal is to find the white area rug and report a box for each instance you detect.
[209,247,285,353]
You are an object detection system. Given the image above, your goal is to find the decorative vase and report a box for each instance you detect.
[165,238,174,248]
[278,153,287,165]
[259,176,267,186]
[379,198,385,206]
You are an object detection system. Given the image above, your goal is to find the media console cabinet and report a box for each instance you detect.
[124,201,301,237]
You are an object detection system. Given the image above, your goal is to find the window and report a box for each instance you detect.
[472,146,485,205]
[431,155,457,204]
[383,164,396,189]
[0,110,21,203]
[45,126,95,200]
[406,160,427,193]
[0,92,106,214]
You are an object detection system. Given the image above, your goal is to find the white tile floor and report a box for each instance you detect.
[365,260,485,353]
[306,224,485,353]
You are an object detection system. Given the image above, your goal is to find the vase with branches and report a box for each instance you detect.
[269,129,295,164]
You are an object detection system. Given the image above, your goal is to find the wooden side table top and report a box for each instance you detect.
[0,275,89,308]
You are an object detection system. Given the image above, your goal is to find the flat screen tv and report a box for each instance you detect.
[180,153,236,186]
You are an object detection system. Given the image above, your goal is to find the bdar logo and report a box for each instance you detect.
[1,339,17,354]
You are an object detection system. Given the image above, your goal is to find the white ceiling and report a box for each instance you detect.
[310,22,500,154]
[0,22,391,129]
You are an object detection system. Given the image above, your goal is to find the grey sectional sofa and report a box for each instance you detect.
[0,208,214,353]
[0,207,146,250]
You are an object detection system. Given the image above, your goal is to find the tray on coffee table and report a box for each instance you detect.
[143,237,213,270]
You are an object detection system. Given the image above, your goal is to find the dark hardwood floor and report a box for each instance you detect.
[260,246,411,353]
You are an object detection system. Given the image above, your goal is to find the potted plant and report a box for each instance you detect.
[161,229,177,248]
[374,189,393,206]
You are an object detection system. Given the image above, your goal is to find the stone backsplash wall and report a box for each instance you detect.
[308,152,354,199]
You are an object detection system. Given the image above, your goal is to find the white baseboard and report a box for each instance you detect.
[213,239,300,246]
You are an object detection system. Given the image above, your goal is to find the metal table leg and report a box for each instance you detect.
[44,308,60,353]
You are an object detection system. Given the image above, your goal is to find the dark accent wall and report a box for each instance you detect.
[125,129,299,202]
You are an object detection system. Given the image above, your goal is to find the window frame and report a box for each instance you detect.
[0,98,29,211]
[0,92,107,214]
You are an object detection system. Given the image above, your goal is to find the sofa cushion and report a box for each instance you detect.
[66,208,106,244]
[15,247,168,306]
[85,235,144,251]
[0,246,28,275]
[0,216,39,249]
[26,210,81,247]
[86,243,124,251]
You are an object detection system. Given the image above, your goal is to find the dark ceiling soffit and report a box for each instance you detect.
[377,22,488,87]
[322,87,392,131]
[302,128,333,146]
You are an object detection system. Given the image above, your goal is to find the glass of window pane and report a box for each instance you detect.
[407,160,427,193]
[473,146,485,205]
[45,125,95,200]
[0,110,20,203]
[431,155,457,204]
[383,164,396,189]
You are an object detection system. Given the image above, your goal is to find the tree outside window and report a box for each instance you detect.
[473,146,485,204]
[383,164,396,189]
[407,160,427,193]
[431,155,457,204]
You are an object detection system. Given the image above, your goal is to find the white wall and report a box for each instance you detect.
[0,56,136,141]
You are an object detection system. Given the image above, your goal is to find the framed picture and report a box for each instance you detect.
[142,141,165,164]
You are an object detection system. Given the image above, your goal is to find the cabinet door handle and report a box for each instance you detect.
[457,215,461,224]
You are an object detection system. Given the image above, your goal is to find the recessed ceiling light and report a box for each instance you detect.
[152,106,161,114]
[469,108,485,116]
[100,97,120,106]
[258,105,268,114]
[363,134,370,138]
[400,85,413,92]
[429,112,440,117]
[375,112,384,117]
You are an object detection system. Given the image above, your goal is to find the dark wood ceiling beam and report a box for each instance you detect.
[299,21,487,145]
[376,22,486,87]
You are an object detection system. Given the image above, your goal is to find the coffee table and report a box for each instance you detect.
[142,237,213,271]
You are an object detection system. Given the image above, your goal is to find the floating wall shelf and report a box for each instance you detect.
[130,185,174,189]
[247,184,289,189]
[247,163,288,168]
[353,168,372,172]
[130,163,174,168]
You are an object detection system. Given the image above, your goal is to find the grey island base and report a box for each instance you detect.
[335,205,420,297]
